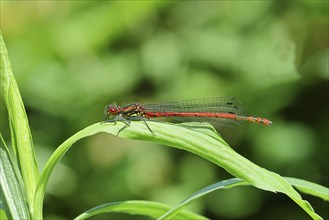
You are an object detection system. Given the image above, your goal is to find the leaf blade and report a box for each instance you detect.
[158,178,246,220]
[74,200,208,220]
[0,32,39,215]
[0,134,30,220]
[159,177,329,220]
[286,177,329,201]
[34,121,323,219]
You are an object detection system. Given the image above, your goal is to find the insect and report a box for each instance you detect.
[103,97,272,136]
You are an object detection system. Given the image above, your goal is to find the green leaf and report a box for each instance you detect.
[0,134,30,220]
[286,177,329,201]
[159,178,246,220]
[34,121,323,219]
[74,200,208,220]
[0,32,39,215]
[159,177,329,220]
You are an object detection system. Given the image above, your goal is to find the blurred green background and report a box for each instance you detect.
[1,1,328,219]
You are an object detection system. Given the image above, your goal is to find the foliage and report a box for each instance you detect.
[1,2,328,219]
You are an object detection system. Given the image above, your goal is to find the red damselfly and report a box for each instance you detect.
[103,97,272,136]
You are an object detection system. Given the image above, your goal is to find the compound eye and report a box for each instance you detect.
[104,104,114,115]
[108,103,120,115]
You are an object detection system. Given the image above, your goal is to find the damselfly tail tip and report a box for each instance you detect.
[257,117,272,126]
[262,118,272,126]
[237,116,272,126]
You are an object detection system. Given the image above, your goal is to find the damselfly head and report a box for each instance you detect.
[104,103,119,115]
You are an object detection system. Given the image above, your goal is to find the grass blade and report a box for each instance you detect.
[34,121,323,219]
[74,200,208,220]
[159,177,329,219]
[0,134,30,219]
[158,178,245,220]
[0,32,39,215]
[286,177,329,201]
